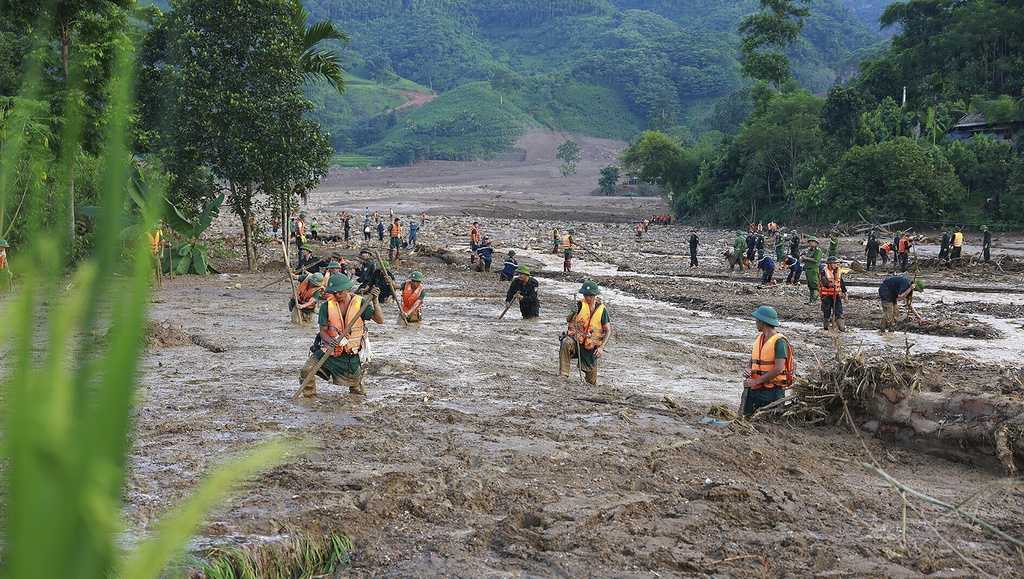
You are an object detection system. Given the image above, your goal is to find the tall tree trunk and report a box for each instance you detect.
[62,27,76,249]
[239,195,255,273]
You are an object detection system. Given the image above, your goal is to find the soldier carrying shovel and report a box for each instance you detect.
[297,275,383,398]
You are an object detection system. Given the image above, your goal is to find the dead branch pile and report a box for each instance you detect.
[758,352,1024,475]
[758,353,922,425]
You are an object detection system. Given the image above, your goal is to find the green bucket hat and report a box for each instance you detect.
[0,238,8,248]
[807,237,819,243]
[579,280,601,296]
[515,265,530,275]
[306,272,325,287]
[410,271,424,282]
[826,256,839,264]
[325,261,342,270]
[325,274,354,293]
[752,305,781,327]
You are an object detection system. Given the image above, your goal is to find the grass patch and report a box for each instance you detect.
[195,532,354,579]
[331,154,382,168]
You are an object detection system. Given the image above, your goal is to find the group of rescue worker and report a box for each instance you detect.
[281,217,986,421]
[292,223,613,398]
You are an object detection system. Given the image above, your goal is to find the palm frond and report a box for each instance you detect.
[303,20,349,49]
[300,49,346,94]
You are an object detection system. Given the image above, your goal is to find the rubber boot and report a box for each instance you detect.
[837,318,846,332]
[823,318,830,331]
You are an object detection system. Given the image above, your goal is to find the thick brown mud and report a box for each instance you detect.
[122,209,1024,576]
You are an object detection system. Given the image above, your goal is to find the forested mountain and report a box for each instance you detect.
[297,0,893,164]
[621,0,1024,227]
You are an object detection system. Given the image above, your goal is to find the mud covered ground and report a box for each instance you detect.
[124,203,1024,576]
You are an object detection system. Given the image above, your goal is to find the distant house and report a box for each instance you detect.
[947,112,1024,141]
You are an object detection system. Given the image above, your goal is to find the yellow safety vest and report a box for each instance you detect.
[568,301,606,350]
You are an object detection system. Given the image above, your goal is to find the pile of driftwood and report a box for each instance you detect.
[757,352,1024,476]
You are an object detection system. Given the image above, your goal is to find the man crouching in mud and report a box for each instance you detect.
[299,275,383,397]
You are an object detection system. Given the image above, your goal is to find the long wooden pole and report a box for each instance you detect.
[280,239,302,325]
[374,251,409,327]
[292,296,373,399]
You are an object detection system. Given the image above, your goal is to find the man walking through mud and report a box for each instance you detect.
[742,306,793,416]
[560,280,610,385]
[819,257,847,331]
[865,231,879,271]
[688,231,699,268]
[299,276,384,397]
[505,265,540,319]
[982,226,992,262]
[388,217,403,262]
[561,229,575,273]
[801,237,823,304]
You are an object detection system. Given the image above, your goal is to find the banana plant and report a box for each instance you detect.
[164,192,224,275]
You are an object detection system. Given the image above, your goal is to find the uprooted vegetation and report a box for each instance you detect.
[756,352,1024,476]
[188,532,353,578]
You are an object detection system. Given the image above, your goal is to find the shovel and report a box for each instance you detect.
[498,293,521,320]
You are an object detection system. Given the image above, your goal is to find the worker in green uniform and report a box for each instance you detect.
[299,275,384,397]
[559,280,611,385]
[732,232,747,272]
[801,237,823,304]
[828,232,839,258]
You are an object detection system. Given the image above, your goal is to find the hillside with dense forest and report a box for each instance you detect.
[619,0,1024,227]
[296,0,892,164]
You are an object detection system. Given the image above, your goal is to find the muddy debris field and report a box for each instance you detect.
[131,209,1024,576]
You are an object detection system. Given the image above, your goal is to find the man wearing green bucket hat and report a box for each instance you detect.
[504,264,540,319]
[399,271,426,323]
[299,274,383,397]
[742,305,794,416]
[291,272,325,324]
[878,274,924,333]
[560,280,611,385]
[800,237,823,304]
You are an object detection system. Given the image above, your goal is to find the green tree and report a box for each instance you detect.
[1,0,133,248]
[167,0,331,271]
[556,138,581,177]
[821,137,965,222]
[821,84,869,148]
[621,131,685,189]
[944,135,1015,215]
[736,90,824,203]
[738,0,811,86]
[293,1,348,94]
[598,165,620,195]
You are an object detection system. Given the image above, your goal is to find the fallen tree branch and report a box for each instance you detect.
[860,462,1024,550]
